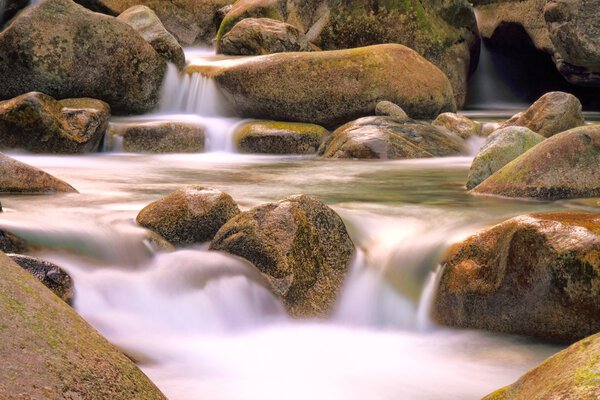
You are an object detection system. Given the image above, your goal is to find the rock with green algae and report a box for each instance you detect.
[471,124,600,200]
[0,92,110,154]
[187,44,456,127]
[216,0,480,107]
[466,126,545,190]
[0,0,166,114]
[108,121,205,153]
[319,116,467,160]
[233,120,329,154]
[0,153,77,193]
[0,251,166,399]
[210,194,355,318]
[433,211,600,343]
[482,331,600,399]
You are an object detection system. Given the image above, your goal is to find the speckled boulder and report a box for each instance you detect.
[319,116,467,160]
[0,92,110,154]
[137,186,240,246]
[0,153,76,193]
[109,121,205,153]
[472,125,600,200]
[210,194,355,318]
[0,0,166,114]
[467,126,545,189]
[432,112,482,139]
[0,251,166,399]
[433,211,600,342]
[233,120,328,154]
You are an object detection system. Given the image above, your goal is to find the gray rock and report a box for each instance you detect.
[108,121,205,153]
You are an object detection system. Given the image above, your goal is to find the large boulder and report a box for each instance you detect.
[108,121,205,153]
[137,186,240,246]
[433,211,600,342]
[0,0,166,114]
[0,153,77,193]
[74,0,233,46]
[117,5,186,69]
[217,0,480,107]
[500,91,585,137]
[188,44,456,127]
[210,194,354,318]
[466,126,545,190]
[319,116,467,160]
[233,120,329,154]
[471,125,600,200]
[0,251,166,399]
[0,92,110,154]
[482,332,600,400]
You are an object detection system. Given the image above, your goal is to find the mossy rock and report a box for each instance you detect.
[0,153,77,193]
[472,125,600,200]
[210,194,355,318]
[233,120,329,154]
[433,211,600,343]
[0,251,166,398]
[109,121,205,153]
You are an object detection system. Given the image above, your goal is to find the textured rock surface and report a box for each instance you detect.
[433,211,600,342]
[210,194,354,318]
[8,254,74,304]
[189,44,456,127]
[0,153,77,193]
[110,121,205,153]
[432,112,482,139]
[0,0,166,114]
[234,120,328,154]
[374,101,409,120]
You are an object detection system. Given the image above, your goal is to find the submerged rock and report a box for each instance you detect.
[233,120,328,154]
[432,112,482,139]
[137,186,240,246]
[467,126,545,190]
[0,92,110,154]
[433,211,600,342]
[0,251,166,398]
[189,44,456,127]
[110,121,205,153]
[0,0,166,114]
[472,125,600,200]
[0,153,77,193]
[319,116,467,160]
[210,194,355,318]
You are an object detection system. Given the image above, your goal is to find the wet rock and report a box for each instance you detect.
[234,120,329,154]
[375,101,409,121]
[137,186,240,246]
[0,0,166,114]
[117,5,186,69]
[433,211,600,342]
[500,91,585,137]
[8,254,74,304]
[0,230,29,254]
[210,194,355,318]
[109,121,205,153]
[0,153,77,193]
[482,331,600,399]
[220,17,312,55]
[432,112,482,139]
[471,125,600,200]
[0,251,166,399]
[0,92,110,154]
[467,126,545,189]
[189,44,456,127]
[319,116,467,160]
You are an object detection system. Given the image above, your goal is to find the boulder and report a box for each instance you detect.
[0,0,166,114]
[220,17,312,55]
[0,251,166,399]
[189,44,456,127]
[8,254,74,304]
[117,5,186,69]
[466,126,545,190]
[0,153,77,193]
[319,116,467,160]
[432,112,482,139]
[108,121,205,153]
[0,92,110,154]
[137,186,240,246]
[482,332,600,399]
[471,125,600,200]
[375,101,409,121]
[500,92,585,137]
[217,0,480,107]
[210,194,355,318]
[233,120,328,154]
[74,0,233,46]
[433,211,600,342]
